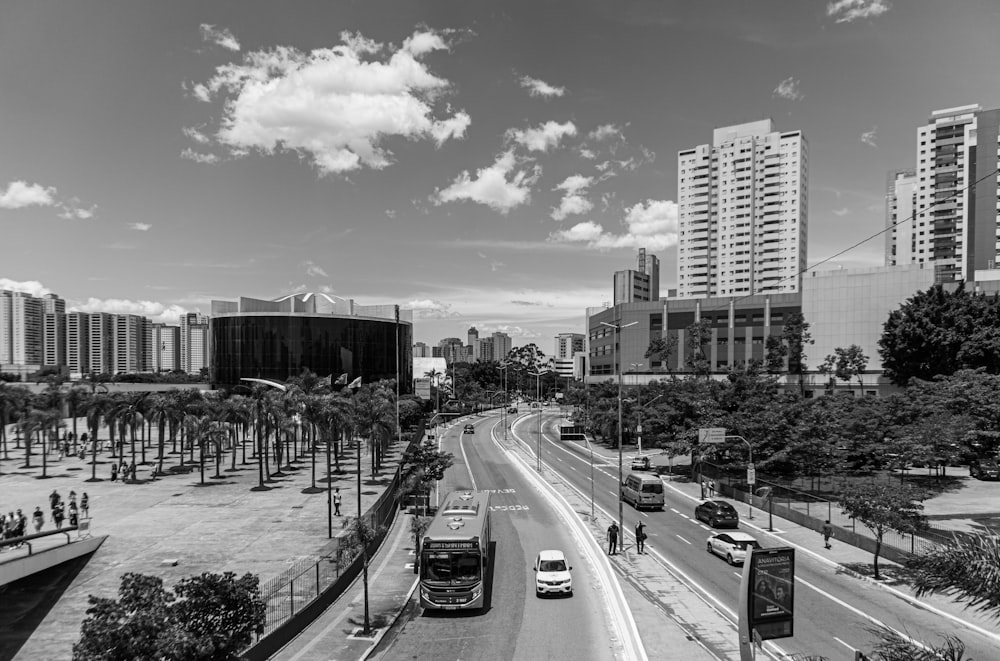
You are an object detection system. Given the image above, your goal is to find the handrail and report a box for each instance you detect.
[0,526,80,555]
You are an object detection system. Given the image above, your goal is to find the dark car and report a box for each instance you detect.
[970,459,1000,481]
[695,500,740,529]
[508,407,518,414]
[463,424,475,435]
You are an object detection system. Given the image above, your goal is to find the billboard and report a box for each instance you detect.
[748,546,794,640]
[414,377,432,400]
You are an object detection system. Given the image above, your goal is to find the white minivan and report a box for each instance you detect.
[621,472,665,511]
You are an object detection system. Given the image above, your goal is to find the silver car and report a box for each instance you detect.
[706,531,761,565]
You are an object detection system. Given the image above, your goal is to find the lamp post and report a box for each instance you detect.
[600,319,637,551]
[726,434,754,520]
[499,361,511,440]
[629,362,644,388]
[636,392,664,457]
[529,368,551,471]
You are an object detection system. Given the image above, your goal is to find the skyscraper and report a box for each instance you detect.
[0,290,45,367]
[152,323,181,372]
[491,331,511,361]
[87,312,115,375]
[467,326,480,361]
[180,312,209,374]
[677,119,807,298]
[889,104,1000,282]
[64,312,91,376]
[613,248,660,304]
[885,169,917,267]
[113,314,151,374]
[42,293,66,368]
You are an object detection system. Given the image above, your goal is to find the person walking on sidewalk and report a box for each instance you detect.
[635,521,647,554]
[333,488,342,516]
[607,522,619,555]
[822,520,834,549]
[81,493,90,519]
[32,506,45,533]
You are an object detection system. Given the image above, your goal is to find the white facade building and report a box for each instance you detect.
[885,169,918,266]
[677,119,807,298]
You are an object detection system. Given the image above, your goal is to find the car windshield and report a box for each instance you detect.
[422,551,482,584]
[539,559,567,572]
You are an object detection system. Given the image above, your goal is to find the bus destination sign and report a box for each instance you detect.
[423,540,477,550]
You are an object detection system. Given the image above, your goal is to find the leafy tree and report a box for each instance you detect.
[818,345,869,395]
[74,571,264,661]
[782,312,813,395]
[838,481,928,579]
[908,530,1000,615]
[764,335,787,374]
[399,440,454,514]
[644,334,678,373]
[684,319,713,377]
[879,282,1000,385]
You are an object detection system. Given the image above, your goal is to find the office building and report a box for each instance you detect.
[553,332,585,378]
[677,119,807,298]
[888,104,1000,282]
[491,332,511,361]
[413,341,430,358]
[467,326,480,361]
[180,312,209,374]
[613,248,660,304]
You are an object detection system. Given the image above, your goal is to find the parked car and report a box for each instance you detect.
[706,532,761,565]
[695,500,740,529]
[533,549,573,596]
[970,459,1000,480]
[463,424,475,435]
[631,455,651,471]
[508,407,518,414]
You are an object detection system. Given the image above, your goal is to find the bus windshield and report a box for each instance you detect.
[421,551,482,584]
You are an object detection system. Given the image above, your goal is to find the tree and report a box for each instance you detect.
[645,334,678,374]
[879,282,1000,385]
[764,335,788,374]
[838,481,927,579]
[782,312,814,395]
[73,571,264,661]
[399,439,454,510]
[684,319,713,377]
[818,345,869,395]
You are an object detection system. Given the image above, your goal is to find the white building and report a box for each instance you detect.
[553,332,585,378]
[677,119,807,298]
[885,169,918,266]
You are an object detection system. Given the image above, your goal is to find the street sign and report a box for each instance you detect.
[636,424,643,434]
[698,427,726,444]
[747,464,756,486]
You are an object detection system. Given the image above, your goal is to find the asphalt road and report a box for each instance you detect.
[527,411,1000,660]
[378,417,622,661]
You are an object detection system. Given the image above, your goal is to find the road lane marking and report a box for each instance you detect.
[833,637,855,652]
[675,535,691,545]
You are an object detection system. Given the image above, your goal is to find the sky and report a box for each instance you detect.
[3,0,1000,348]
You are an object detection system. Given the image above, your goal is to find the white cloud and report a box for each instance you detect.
[405,298,459,319]
[128,222,152,231]
[861,127,878,148]
[0,278,51,297]
[71,298,190,324]
[183,126,211,144]
[57,203,96,220]
[506,120,577,153]
[181,148,220,164]
[199,23,241,51]
[549,199,678,251]
[0,180,56,209]
[551,174,594,221]
[191,29,470,175]
[588,124,621,141]
[434,151,540,214]
[578,148,596,160]
[827,0,891,23]
[773,77,804,101]
[518,75,566,98]
[832,208,850,217]
[385,209,397,219]
[304,261,329,277]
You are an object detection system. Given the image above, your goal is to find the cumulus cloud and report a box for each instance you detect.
[773,77,804,101]
[405,298,459,319]
[385,209,397,219]
[434,151,540,214]
[827,0,891,23]
[861,127,878,148]
[576,125,655,179]
[181,148,220,164]
[551,174,594,221]
[0,180,56,209]
[128,222,152,231]
[0,278,51,297]
[518,75,566,98]
[183,126,211,144]
[199,23,241,51]
[549,199,678,251]
[189,28,470,175]
[71,298,190,324]
[832,208,850,217]
[304,261,329,277]
[588,124,622,142]
[506,120,577,153]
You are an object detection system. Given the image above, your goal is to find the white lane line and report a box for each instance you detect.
[833,637,855,652]
[675,535,691,545]
[458,428,477,491]
[608,490,618,497]
[670,508,683,515]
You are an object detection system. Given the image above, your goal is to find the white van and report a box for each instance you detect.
[621,472,664,511]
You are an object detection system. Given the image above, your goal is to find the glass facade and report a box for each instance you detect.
[210,314,413,391]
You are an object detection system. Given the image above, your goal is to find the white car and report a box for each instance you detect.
[534,549,573,596]
[706,532,761,565]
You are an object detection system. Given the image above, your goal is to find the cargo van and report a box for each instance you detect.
[621,473,664,511]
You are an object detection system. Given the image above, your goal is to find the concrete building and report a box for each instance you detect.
[677,119,807,298]
[180,312,209,375]
[0,290,45,369]
[41,294,66,368]
[413,341,430,358]
[87,312,115,375]
[64,312,90,377]
[885,169,918,266]
[889,104,1000,283]
[113,314,151,374]
[553,332,585,378]
[613,248,660,305]
[467,326,480,361]
[151,323,181,372]
[437,337,466,365]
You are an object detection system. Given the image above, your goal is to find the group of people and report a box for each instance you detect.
[1,490,90,548]
[110,459,139,483]
[605,520,648,555]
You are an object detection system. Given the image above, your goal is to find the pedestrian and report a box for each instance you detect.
[607,521,619,555]
[16,509,27,541]
[68,500,79,527]
[119,460,128,482]
[821,520,834,549]
[130,461,137,482]
[57,442,65,461]
[708,480,716,498]
[333,488,342,516]
[32,506,45,533]
[110,463,119,482]
[635,521,647,554]
[48,490,61,510]
[52,501,65,530]
[80,493,90,519]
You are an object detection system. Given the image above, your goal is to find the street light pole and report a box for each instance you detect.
[529,368,551,471]
[636,392,664,457]
[727,434,754,520]
[601,319,636,550]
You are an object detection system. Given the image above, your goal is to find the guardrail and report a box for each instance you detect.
[0,524,88,556]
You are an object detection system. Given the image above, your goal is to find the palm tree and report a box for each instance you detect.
[64,386,88,453]
[115,392,148,467]
[146,393,175,478]
[348,386,395,477]
[84,392,113,482]
[37,407,63,478]
[0,383,30,463]
[425,368,443,413]
[184,413,226,484]
[20,409,44,470]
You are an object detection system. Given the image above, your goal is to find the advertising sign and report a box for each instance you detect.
[414,377,432,400]
[748,546,794,640]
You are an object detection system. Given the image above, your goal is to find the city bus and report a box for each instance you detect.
[418,490,492,610]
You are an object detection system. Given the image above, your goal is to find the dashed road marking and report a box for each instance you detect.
[676,535,691,545]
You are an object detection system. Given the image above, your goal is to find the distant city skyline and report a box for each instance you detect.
[3,1,1000,346]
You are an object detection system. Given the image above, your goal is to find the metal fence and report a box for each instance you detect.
[698,462,944,558]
